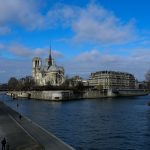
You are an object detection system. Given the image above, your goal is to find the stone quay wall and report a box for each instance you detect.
[7,90,115,101]
[6,89,148,101]
[7,90,74,101]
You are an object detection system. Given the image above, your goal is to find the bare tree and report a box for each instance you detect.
[145,70,150,81]
[145,70,150,89]
[8,77,19,90]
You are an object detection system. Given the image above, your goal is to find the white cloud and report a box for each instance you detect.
[0,43,5,49]
[46,3,136,44]
[75,49,122,65]
[0,43,63,58]
[72,4,136,44]
[75,49,101,62]
[62,49,150,80]
[0,1,136,44]
[0,70,6,74]
[0,0,45,32]
[0,26,11,35]
[52,50,63,58]
[8,44,33,57]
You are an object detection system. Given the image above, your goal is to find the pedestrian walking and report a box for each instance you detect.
[19,114,22,120]
[1,138,6,150]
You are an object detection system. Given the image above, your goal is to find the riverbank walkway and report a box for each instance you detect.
[0,101,74,150]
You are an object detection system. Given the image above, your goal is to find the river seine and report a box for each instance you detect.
[1,93,150,150]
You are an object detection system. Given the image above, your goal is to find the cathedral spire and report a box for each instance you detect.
[48,42,52,69]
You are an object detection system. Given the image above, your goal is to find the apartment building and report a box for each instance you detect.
[88,71,135,90]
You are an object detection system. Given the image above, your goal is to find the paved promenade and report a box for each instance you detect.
[0,101,74,150]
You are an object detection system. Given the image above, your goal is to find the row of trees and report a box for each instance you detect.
[8,76,35,90]
[0,75,85,91]
[32,77,85,91]
[3,76,35,91]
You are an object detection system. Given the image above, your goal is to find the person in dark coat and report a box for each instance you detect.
[19,114,22,120]
[1,138,6,150]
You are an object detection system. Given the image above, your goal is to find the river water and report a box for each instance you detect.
[0,93,150,150]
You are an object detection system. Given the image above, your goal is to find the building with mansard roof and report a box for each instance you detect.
[32,49,65,86]
[88,71,135,90]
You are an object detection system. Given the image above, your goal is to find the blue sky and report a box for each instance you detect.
[0,0,150,83]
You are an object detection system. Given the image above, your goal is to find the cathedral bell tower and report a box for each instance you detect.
[32,57,42,78]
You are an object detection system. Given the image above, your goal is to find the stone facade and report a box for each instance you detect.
[32,51,65,86]
[88,71,135,90]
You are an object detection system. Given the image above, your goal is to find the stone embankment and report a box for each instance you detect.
[7,90,116,101]
[0,101,74,150]
[7,89,149,101]
[7,90,74,101]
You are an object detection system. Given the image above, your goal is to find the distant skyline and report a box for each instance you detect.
[0,0,150,83]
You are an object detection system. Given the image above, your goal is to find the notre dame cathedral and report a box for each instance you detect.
[32,48,65,86]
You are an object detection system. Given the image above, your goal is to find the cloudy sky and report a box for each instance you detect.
[0,0,150,83]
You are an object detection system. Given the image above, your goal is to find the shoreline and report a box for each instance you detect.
[6,89,149,101]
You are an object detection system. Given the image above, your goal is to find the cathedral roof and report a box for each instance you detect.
[48,64,59,72]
